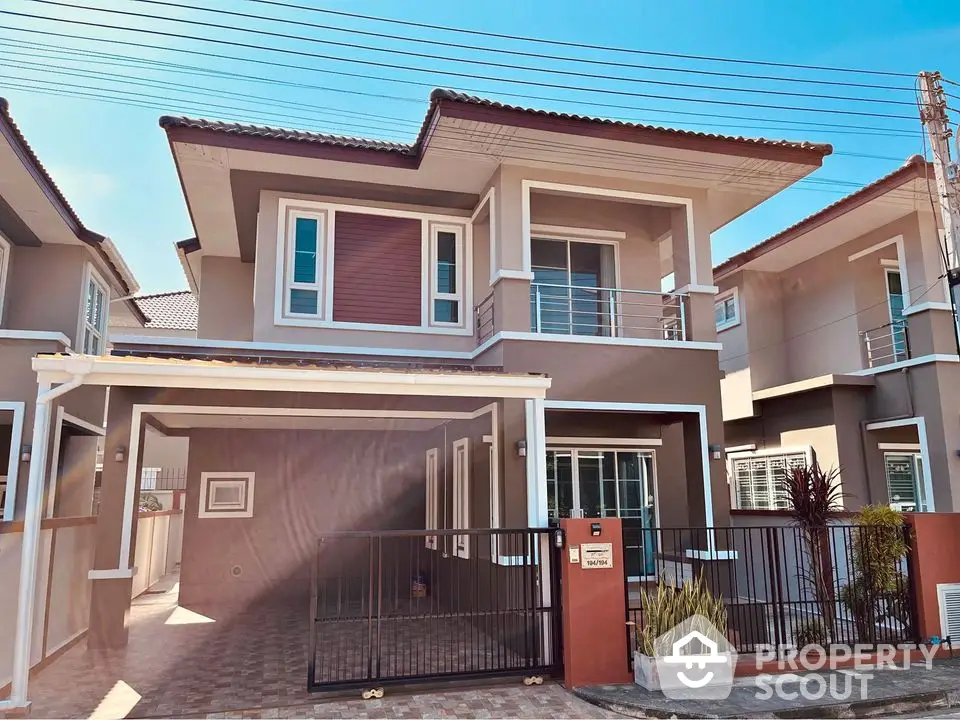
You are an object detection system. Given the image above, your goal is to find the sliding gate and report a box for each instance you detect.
[308,528,562,691]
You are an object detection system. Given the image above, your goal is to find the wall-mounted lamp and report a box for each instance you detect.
[516,440,527,457]
[114,446,126,463]
[709,444,723,461]
[590,522,602,537]
[20,444,31,463]
[553,528,565,549]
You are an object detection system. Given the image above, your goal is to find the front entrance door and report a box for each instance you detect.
[546,448,657,576]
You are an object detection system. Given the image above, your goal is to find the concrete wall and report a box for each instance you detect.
[142,431,189,472]
[196,256,254,341]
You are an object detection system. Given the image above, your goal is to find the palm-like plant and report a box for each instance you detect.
[785,462,846,643]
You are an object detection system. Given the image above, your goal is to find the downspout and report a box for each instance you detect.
[2,374,85,710]
[857,368,914,506]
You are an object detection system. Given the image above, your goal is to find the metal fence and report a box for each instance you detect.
[309,528,562,692]
[475,292,495,343]
[530,282,687,340]
[622,523,918,657]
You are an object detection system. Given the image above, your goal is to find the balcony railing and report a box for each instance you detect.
[475,291,495,343]
[861,320,909,368]
[529,282,687,341]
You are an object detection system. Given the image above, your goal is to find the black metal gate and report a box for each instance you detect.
[308,528,562,691]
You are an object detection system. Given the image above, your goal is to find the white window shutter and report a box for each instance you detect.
[938,583,960,640]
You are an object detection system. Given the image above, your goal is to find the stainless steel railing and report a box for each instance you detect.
[529,282,687,341]
[861,320,909,367]
[475,292,495,343]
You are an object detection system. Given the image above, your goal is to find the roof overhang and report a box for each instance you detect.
[175,237,201,293]
[715,156,933,280]
[0,98,140,298]
[161,90,831,260]
[33,353,551,399]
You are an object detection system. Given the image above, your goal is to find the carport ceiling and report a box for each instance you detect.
[153,413,448,432]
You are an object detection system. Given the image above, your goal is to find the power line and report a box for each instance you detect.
[247,0,916,80]
[2,6,920,121]
[117,0,918,103]
[0,43,922,143]
[1,71,933,205]
[0,24,920,136]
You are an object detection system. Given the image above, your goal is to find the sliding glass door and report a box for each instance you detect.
[530,238,617,336]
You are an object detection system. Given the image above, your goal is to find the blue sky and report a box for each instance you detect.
[1,0,957,293]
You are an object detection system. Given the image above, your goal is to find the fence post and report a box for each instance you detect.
[903,521,922,644]
[765,527,787,652]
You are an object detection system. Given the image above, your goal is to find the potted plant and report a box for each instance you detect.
[632,573,728,691]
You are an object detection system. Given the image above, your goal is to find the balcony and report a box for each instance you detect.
[861,320,909,368]
[529,282,687,341]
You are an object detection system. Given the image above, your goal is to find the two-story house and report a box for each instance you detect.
[0,96,142,523]
[715,155,959,515]
[15,90,831,683]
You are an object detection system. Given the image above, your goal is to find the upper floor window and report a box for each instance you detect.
[81,264,109,354]
[0,232,9,323]
[284,211,325,317]
[430,225,463,326]
[715,287,740,332]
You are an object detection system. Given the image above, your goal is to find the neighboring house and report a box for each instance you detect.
[23,89,830,656]
[714,155,958,514]
[0,97,142,522]
[109,288,198,340]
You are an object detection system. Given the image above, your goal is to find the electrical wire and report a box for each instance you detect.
[246,0,916,80]
[1,7,921,121]
[0,24,920,135]
[112,0,919,104]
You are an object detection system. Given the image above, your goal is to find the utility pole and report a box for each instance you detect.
[918,72,960,319]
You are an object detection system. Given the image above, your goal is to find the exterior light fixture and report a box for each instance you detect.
[553,528,565,549]
[114,446,126,462]
[20,444,31,463]
[590,522,602,537]
[516,440,527,457]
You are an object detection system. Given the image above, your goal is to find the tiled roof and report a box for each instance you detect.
[160,88,832,159]
[132,290,198,330]
[431,89,833,155]
[714,155,930,280]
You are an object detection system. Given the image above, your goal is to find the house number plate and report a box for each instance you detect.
[580,542,614,569]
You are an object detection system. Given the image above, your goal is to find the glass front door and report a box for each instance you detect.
[885,269,908,360]
[546,449,656,521]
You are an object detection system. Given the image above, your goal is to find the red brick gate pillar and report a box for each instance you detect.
[560,518,632,688]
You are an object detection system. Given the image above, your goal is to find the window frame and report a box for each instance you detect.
[729,447,812,510]
[79,262,110,355]
[425,448,439,550]
[428,223,466,328]
[452,437,470,559]
[0,231,10,324]
[199,471,256,518]
[883,451,922,512]
[714,287,740,333]
[283,208,327,319]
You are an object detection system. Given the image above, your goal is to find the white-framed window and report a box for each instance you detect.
[425,448,439,550]
[715,287,740,332]
[452,438,470,559]
[0,232,10,323]
[429,224,464,327]
[284,210,326,318]
[80,263,109,355]
[731,450,809,510]
[884,452,922,512]
[199,471,255,518]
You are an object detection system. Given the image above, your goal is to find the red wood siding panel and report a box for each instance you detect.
[332,212,422,326]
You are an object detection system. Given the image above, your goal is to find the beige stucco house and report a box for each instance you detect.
[715,155,959,514]
[4,89,833,704]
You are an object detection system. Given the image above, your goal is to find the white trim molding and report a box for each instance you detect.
[199,471,256,518]
[0,401,25,522]
[902,301,954,317]
[675,284,720,295]
[546,436,663,447]
[850,353,960,376]
[0,330,72,347]
[864,416,935,512]
[520,180,700,283]
[483,330,722,352]
[540,400,721,554]
[848,235,911,305]
[490,269,535,284]
[530,223,626,240]
[878,442,921,451]
[724,443,757,454]
[0,231,9,324]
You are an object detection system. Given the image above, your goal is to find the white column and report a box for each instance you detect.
[8,382,52,708]
[524,398,548,528]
